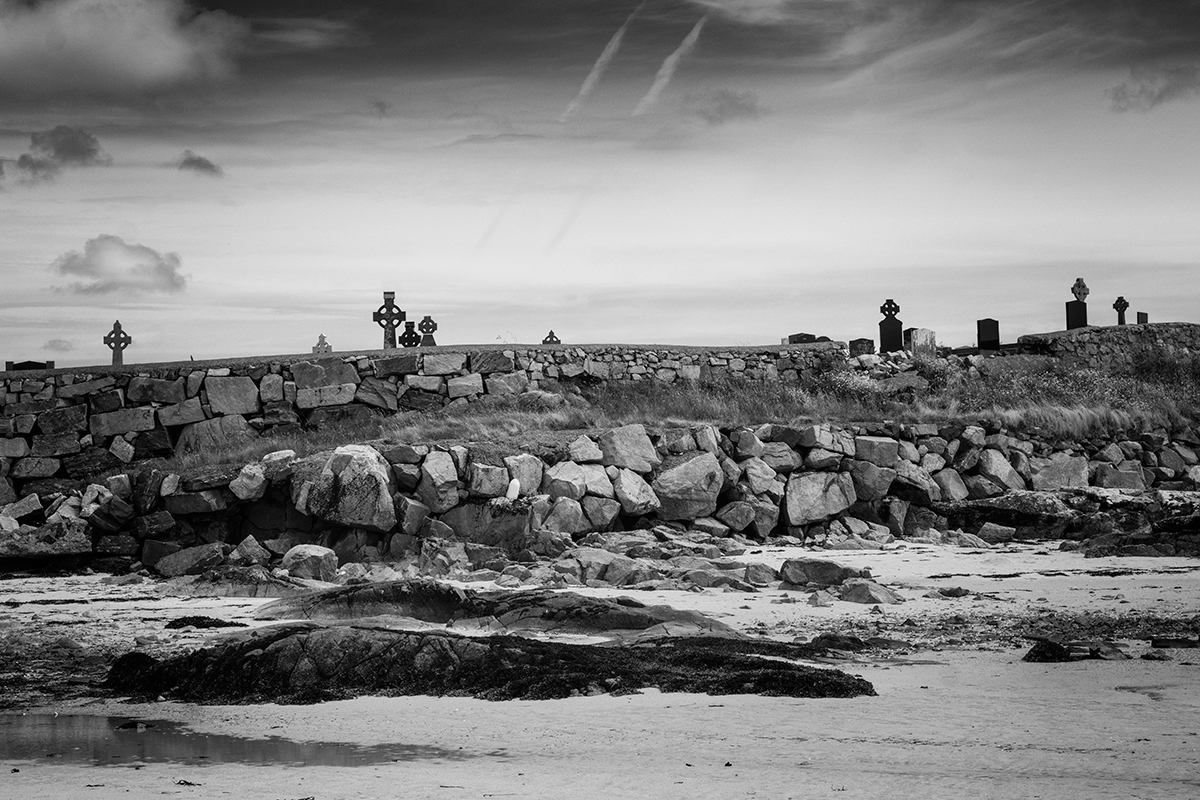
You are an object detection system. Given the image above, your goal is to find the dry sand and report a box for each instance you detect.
[2,542,1198,799]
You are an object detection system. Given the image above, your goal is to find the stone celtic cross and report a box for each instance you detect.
[373,291,405,349]
[399,321,420,348]
[880,299,900,318]
[1113,296,1129,325]
[312,333,332,354]
[418,315,438,347]
[1071,278,1089,303]
[104,320,132,366]
[543,330,561,345]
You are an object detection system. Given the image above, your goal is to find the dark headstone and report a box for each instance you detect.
[418,315,438,347]
[786,333,817,344]
[104,320,132,366]
[5,360,53,371]
[1066,300,1087,329]
[399,320,421,348]
[849,338,875,357]
[1137,312,1149,324]
[879,299,903,354]
[373,292,405,350]
[1113,296,1129,325]
[543,330,561,345]
[977,318,1000,351]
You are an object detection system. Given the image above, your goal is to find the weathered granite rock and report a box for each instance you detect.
[785,472,856,525]
[1094,463,1146,491]
[932,468,970,502]
[176,415,258,455]
[613,468,661,515]
[779,557,868,587]
[163,490,227,515]
[417,450,460,514]
[296,383,357,409]
[281,544,338,581]
[422,353,466,376]
[891,460,943,505]
[158,398,206,427]
[372,354,420,378]
[542,496,590,534]
[11,457,60,479]
[307,445,398,531]
[447,374,484,399]
[156,542,227,578]
[599,424,662,473]
[36,405,88,435]
[227,535,272,567]
[716,500,756,532]
[976,522,1016,544]
[1030,453,1089,490]
[259,373,284,403]
[127,377,186,405]
[205,376,261,416]
[440,498,536,553]
[848,460,896,503]
[582,496,622,530]
[131,510,176,539]
[89,408,156,438]
[468,463,510,498]
[854,436,899,467]
[0,517,90,558]
[504,453,544,498]
[485,371,530,396]
[978,449,1026,492]
[230,463,268,501]
[544,461,588,501]
[468,352,515,375]
[651,453,723,521]
[568,435,604,463]
[839,578,903,604]
[290,359,360,389]
[354,377,398,411]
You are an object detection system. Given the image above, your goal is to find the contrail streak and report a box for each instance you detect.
[561,2,646,122]
[632,16,708,116]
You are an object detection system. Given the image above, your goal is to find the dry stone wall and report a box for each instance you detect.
[0,342,845,500]
[4,419,1200,587]
[1017,322,1200,371]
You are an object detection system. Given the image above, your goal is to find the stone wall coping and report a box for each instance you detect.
[1,341,847,380]
[1017,321,1200,344]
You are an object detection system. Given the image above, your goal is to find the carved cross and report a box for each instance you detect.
[1071,278,1089,303]
[418,315,438,347]
[1113,296,1129,325]
[103,320,132,366]
[542,330,561,345]
[880,299,900,319]
[399,320,421,348]
[373,291,405,349]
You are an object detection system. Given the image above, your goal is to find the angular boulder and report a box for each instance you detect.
[156,542,227,578]
[307,445,399,531]
[780,557,868,587]
[613,469,661,516]
[417,451,460,514]
[651,452,723,521]
[785,472,856,525]
[599,424,662,473]
[281,544,338,581]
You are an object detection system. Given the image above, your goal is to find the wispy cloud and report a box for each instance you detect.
[174,149,223,176]
[1109,64,1200,111]
[253,17,365,52]
[688,88,765,124]
[633,17,709,116]
[44,339,75,352]
[51,235,188,295]
[0,0,249,99]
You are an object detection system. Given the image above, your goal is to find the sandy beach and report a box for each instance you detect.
[3,542,1198,799]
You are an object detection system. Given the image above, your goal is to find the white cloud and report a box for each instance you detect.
[0,0,249,98]
[51,235,188,294]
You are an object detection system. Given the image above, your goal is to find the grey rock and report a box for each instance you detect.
[290,359,360,389]
[785,471,856,525]
[417,450,460,514]
[89,408,156,439]
[282,544,338,581]
[651,452,723,520]
[176,415,258,455]
[568,435,604,464]
[205,376,261,416]
[839,579,903,604]
[230,463,268,501]
[1030,453,1089,490]
[307,444,399,531]
[854,436,899,467]
[156,542,227,578]
[779,557,867,586]
[422,353,467,375]
[227,535,272,567]
[504,453,544,498]
[598,424,662,473]
[932,468,969,502]
[613,468,661,515]
[977,449,1026,492]
[468,463,510,498]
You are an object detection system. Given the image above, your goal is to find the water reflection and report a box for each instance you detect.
[0,715,469,767]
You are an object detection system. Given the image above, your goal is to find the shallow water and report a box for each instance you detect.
[0,714,466,767]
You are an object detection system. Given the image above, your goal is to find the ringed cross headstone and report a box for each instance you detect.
[373,291,405,349]
[543,330,561,345]
[1113,296,1129,326]
[418,315,438,347]
[104,320,132,366]
[879,299,903,354]
[399,320,421,348]
[1066,278,1089,329]
[312,334,333,354]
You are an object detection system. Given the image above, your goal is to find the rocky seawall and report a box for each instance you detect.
[4,418,1199,585]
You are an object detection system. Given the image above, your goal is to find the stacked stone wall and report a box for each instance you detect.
[1017,322,1200,371]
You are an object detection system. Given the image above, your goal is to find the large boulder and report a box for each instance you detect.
[599,424,662,473]
[281,544,338,581]
[977,449,1026,492]
[544,461,588,501]
[1030,453,1089,491]
[785,472,856,525]
[849,460,897,503]
[613,469,661,515]
[932,468,969,502]
[417,451,460,514]
[890,460,943,506]
[307,445,398,532]
[780,557,868,587]
[176,415,258,455]
[0,518,91,558]
[155,542,227,578]
[440,498,537,554]
[504,453,544,498]
[651,453,723,521]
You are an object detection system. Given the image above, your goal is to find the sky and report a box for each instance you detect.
[2,0,1200,366]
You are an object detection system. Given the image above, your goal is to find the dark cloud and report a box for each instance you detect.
[43,339,75,352]
[51,235,188,295]
[0,0,250,100]
[13,125,109,183]
[175,150,224,176]
[687,88,764,124]
[1109,64,1200,111]
[370,97,388,118]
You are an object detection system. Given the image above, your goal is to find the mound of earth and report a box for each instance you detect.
[105,624,875,703]
[254,579,739,639]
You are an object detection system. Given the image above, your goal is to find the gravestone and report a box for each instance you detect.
[879,299,902,354]
[399,321,421,348]
[543,330,561,345]
[1137,312,1149,324]
[1066,278,1088,330]
[104,320,132,366]
[977,318,1000,351]
[1113,296,1129,325]
[5,360,54,371]
[373,291,405,349]
[908,328,937,358]
[849,338,874,357]
[418,316,438,347]
[786,333,817,344]
[311,334,333,354]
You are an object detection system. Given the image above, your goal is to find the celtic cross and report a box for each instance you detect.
[373,291,405,349]
[418,315,438,347]
[880,299,900,319]
[1113,296,1129,325]
[104,320,132,366]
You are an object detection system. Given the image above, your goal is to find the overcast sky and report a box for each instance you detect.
[2,0,1199,366]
